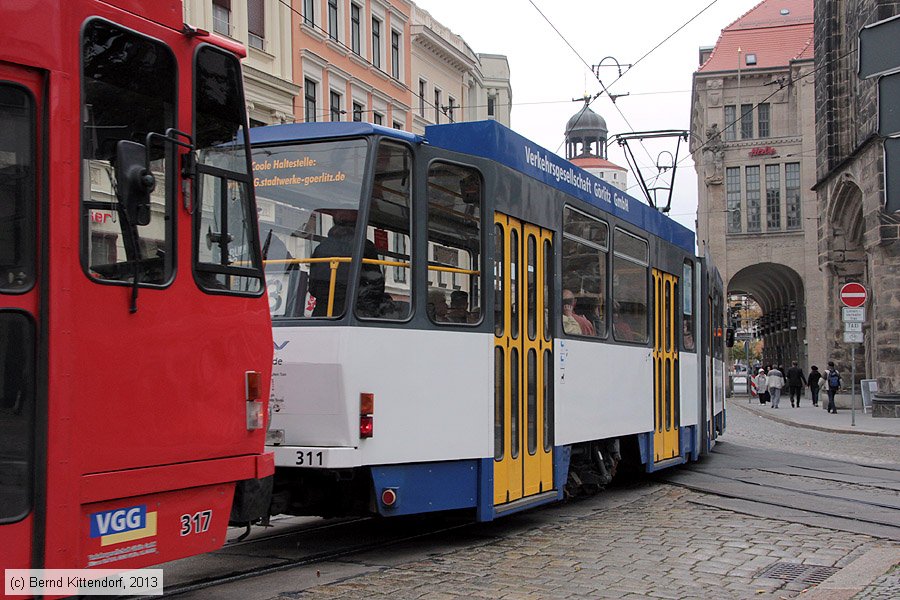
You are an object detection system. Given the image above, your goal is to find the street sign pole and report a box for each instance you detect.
[851,345,856,427]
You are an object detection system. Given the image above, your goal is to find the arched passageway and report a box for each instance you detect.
[728,263,806,368]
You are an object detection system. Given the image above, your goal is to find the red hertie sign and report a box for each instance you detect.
[840,282,867,308]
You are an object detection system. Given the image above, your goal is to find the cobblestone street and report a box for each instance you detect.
[268,485,895,600]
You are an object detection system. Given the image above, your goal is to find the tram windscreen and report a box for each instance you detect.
[253,140,369,318]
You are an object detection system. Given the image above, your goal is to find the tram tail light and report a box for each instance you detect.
[360,393,374,439]
[246,370,264,430]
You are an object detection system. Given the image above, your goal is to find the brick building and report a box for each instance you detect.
[814,0,900,396]
[690,0,824,370]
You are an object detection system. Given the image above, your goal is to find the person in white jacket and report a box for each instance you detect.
[755,369,769,404]
[767,366,785,408]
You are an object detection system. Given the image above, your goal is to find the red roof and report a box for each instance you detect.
[571,156,627,171]
[698,0,813,73]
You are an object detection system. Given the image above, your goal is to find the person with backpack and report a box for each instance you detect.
[824,361,842,414]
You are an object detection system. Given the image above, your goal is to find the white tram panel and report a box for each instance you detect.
[271,327,493,467]
[554,339,653,445]
[679,352,700,428]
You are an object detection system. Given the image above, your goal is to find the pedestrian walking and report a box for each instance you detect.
[786,361,807,407]
[755,368,769,405]
[807,366,822,407]
[824,361,842,414]
[767,365,784,408]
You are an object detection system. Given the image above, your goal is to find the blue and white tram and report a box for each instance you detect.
[250,120,727,520]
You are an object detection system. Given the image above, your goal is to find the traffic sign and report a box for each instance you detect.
[842,307,866,322]
[844,321,863,332]
[885,137,900,213]
[879,72,900,136]
[840,282,867,307]
[844,331,864,344]
[859,14,900,78]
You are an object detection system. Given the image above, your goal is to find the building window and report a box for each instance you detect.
[393,120,403,130]
[328,0,338,41]
[391,30,400,79]
[304,78,317,123]
[745,53,757,65]
[758,103,770,138]
[726,167,741,233]
[352,102,364,122]
[303,0,314,26]
[447,97,456,122]
[488,95,495,117]
[419,79,426,116]
[746,166,761,232]
[373,112,383,125]
[351,4,361,55]
[766,164,781,230]
[330,91,342,122]
[434,89,441,123]
[724,105,736,141]
[741,103,753,139]
[786,162,801,229]
[247,0,265,49]
[372,18,381,69]
[212,0,231,36]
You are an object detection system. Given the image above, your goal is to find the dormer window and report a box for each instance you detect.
[746,53,757,65]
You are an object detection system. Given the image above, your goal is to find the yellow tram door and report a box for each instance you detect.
[652,269,680,462]
[493,213,553,506]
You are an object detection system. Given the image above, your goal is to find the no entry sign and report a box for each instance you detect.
[840,282,867,308]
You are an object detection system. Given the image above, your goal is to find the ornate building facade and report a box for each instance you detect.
[814,0,900,396]
[690,0,825,370]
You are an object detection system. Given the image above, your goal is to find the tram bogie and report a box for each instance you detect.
[252,120,726,523]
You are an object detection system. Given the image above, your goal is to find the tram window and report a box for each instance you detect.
[426,162,481,325]
[253,138,368,318]
[0,312,35,522]
[682,260,695,351]
[561,207,607,339]
[527,348,537,455]
[494,347,504,460]
[494,224,504,337]
[543,239,552,342]
[509,229,519,338]
[0,85,35,293]
[510,347,519,459]
[527,234,536,341]
[356,141,411,320]
[81,19,175,286]
[612,228,649,343]
[543,348,553,451]
[194,46,263,294]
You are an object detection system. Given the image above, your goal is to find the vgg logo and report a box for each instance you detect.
[89,505,146,538]
[274,340,290,350]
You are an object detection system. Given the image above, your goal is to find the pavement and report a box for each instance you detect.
[729,393,900,598]
[732,391,900,438]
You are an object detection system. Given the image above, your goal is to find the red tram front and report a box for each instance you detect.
[0,0,273,584]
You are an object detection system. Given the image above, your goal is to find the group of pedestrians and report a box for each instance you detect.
[752,361,843,413]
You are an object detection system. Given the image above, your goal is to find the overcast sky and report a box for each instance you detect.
[413,0,763,231]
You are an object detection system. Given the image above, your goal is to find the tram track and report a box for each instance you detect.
[150,512,481,598]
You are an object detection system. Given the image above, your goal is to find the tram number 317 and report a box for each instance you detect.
[296,450,324,466]
[179,510,213,536]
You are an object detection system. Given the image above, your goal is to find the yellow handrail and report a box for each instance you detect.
[262,255,481,317]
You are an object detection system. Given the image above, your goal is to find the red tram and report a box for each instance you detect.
[0,0,273,584]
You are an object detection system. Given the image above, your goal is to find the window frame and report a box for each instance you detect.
[303,0,315,26]
[726,166,741,234]
[391,29,401,80]
[350,3,361,55]
[304,78,317,123]
[371,17,382,70]
[327,0,339,41]
[561,206,609,340]
[740,103,753,139]
[330,90,342,122]
[191,43,265,297]
[0,82,36,294]
[247,0,265,50]
[758,102,770,138]
[611,227,649,344]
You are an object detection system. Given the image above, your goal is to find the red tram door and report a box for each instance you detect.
[493,213,554,506]
[0,63,43,571]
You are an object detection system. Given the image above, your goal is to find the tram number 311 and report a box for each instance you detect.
[179,510,213,536]
[296,450,324,466]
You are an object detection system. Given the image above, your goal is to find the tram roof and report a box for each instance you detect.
[248,121,695,253]
[424,121,695,253]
